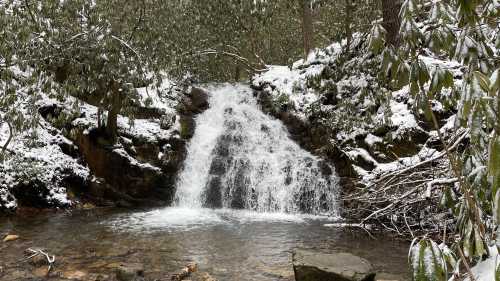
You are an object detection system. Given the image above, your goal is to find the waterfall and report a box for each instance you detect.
[175,84,339,216]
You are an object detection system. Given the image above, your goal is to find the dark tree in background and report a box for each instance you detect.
[381,0,402,47]
[300,0,314,59]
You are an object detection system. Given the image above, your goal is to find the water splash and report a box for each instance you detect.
[175,84,339,216]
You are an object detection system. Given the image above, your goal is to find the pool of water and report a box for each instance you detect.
[0,207,409,280]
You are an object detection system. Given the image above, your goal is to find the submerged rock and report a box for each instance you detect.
[292,249,375,281]
[114,263,144,281]
[3,234,19,242]
[62,270,88,280]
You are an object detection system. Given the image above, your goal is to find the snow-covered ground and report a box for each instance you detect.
[252,41,345,119]
[0,114,90,210]
[0,73,182,211]
[251,36,469,184]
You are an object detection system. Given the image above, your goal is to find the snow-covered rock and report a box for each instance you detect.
[0,72,202,211]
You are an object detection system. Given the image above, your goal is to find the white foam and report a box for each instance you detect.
[109,207,333,231]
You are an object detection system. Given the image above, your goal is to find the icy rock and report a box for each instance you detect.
[292,249,375,281]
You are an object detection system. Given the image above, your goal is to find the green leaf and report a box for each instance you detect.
[494,190,500,229]
[396,61,410,88]
[409,238,448,281]
[442,70,454,88]
[490,134,500,197]
[463,220,473,258]
[418,61,430,86]
[490,69,499,96]
[473,227,485,257]
[474,71,490,93]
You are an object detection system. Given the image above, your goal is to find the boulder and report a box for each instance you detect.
[72,128,174,205]
[11,178,72,209]
[178,87,210,115]
[190,87,210,111]
[115,263,144,281]
[292,249,375,281]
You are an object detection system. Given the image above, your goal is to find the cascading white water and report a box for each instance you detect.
[175,84,339,216]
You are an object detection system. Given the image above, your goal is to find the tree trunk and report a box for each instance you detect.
[234,65,241,82]
[381,0,402,47]
[300,0,314,59]
[0,118,13,160]
[97,108,103,129]
[105,81,123,143]
[344,0,354,49]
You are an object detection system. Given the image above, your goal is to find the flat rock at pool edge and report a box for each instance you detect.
[292,249,375,281]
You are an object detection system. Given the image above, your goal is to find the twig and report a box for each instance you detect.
[361,183,424,223]
[424,177,458,198]
[404,212,415,238]
[369,129,468,185]
[196,49,269,73]
[457,246,476,281]
[25,248,55,273]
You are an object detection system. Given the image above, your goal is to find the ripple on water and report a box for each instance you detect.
[105,207,339,233]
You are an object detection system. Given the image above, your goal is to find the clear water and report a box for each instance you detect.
[0,85,409,280]
[0,208,409,280]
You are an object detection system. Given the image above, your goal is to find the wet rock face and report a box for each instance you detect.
[293,249,376,281]
[203,134,234,209]
[159,137,188,188]
[70,88,209,206]
[177,87,209,116]
[71,128,175,205]
[178,87,210,140]
[255,90,355,180]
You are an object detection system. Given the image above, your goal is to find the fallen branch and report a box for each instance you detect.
[424,178,458,199]
[369,129,468,186]
[171,262,197,281]
[25,248,55,273]
[196,49,268,74]
[324,223,376,239]
[361,181,428,224]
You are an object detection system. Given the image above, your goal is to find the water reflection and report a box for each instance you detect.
[0,208,409,280]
